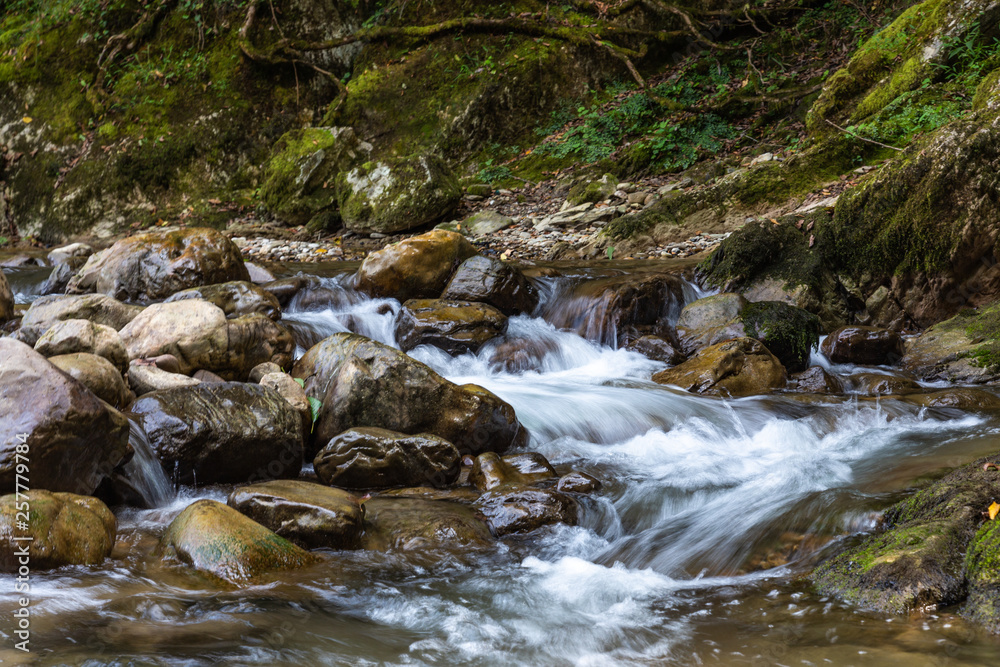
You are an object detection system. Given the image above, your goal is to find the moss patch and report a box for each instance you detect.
[741,300,820,372]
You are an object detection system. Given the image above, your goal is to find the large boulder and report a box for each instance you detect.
[33,319,129,373]
[0,270,12,322]
[17,294,143,346]
[128,382,304,485]
[260,127,370,227]
[652,337,787,397]
[66,228,250,303]
[165,281,282,320]
[394,299,508,355]
[0,338,131,495]
[901,304,1000,383]
[48,353,133,409]
[360,497,494,552]
[0,491,115,571]
[821,326,904,365]
[292,334,528,457]
[440,255,539,316]
[337,155,461,234]
[119,300,293,380]
[156,499,318,585]
[675,293,748,355]
[313,427,461,490]
[354,230,477,301]
[227,480,363,550]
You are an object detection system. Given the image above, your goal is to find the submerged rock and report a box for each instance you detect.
[360,497,493,551]
[394,299,508,355]
[157,499,318,585]
[557,472,602,494]
[904,388,1000,412]
[129,382,304,485]
[354,229,477,301]
[33,319,129,373]
[652,337,786,397]
[626,334,684,365]
[228,480,363,550]
[67,228,249,303]
[165,281,282,320]
[441,255,538,316]
[0,338,130,495]
[0,491,115,571]
[313,427,461,490]
[846,372,921,396]
[821,326,904,366]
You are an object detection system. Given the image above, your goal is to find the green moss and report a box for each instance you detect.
[741,301,820,371]
[973,67,1000,110]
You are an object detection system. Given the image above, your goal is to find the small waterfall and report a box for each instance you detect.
[113,419,175,508]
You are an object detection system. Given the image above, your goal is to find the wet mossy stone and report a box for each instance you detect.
[394,298,509,355]
[337,155,461,234]
[0,491,116,571]
[963,520,1000,632]
[157,499,318,585]
[652,337,787,398]
[566,174,617,206]
[903,303,1000,383]
[260,127,370,227]
[741,301,820,373]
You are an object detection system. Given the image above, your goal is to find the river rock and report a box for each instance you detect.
[626,334,684,365]
[904,388,1000,412]
[262,276,309,308]
[0,270,13,322]
[812,453,1000,615]
[17,294,143,346]
[901,306,1000,383]
[0,338,131,495]
[314,427,461,490]
[739,301,821,373]
[0,491,115,571]
[47,242,93,265]
[486,336,560,373]
[459,210,516,236]
[652,337,787,397]
[440,255,538,316]
[250,362,284,383]
[33,319,129,373]
[821,326,904,365]
[165,281,281,320]
[675,293,748,355]
[259,372,311,430]
[128,382,304,485]
[227,480,363,550]
[66,228,250,303]
[49,353,133,409]
[846,372,921,396]
[354,230,477,301]
[119,300,294,380]
[292,334,528,457]
[337,155,461,234]
[156,499,318,585]
[39,256,87,296]
[360,497,493,551]
[475,487,578,536]
[557,472,602,494]
[469,452,557,492]
[127,362,201,396]
[394,299,508,355]
[789,366,844,394]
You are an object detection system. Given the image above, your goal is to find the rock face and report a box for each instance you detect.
[901,305,1000,384]
[119,300,293,380]
[128,383,304,485]
[33,319,129,373]
[652,337,787,397]
[292,334,528,457]
[821,326,904,365]
[0,270,12,322]
[0,491,115,571]
[0,338,130,495]
[360,497,494,551]
[812,453,1000,617]
[441,255,539,316]
[394,299,508,355]
[227,480,363,550]
[165,281,282,320]
[17,294,143,346]
[354,230,477,301]
[314,427,461,490]
[337,155,461,233]
[157,499,318,585]
[67,228,250,303]
[49,353,132,409]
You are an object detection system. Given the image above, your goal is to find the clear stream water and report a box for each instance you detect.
[3,261,1000,666]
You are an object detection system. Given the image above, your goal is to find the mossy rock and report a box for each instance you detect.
[741,301,820,373]
[963,520,1000,632]
[566,173,617,205]
[337,155,461,233]
[652,337,787,397]
[902,303,1000,382]
[0,491,115,571]
[260,127,370,227]
[157,499,318,585]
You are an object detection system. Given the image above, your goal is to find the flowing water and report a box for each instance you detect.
[4,261,1000,666]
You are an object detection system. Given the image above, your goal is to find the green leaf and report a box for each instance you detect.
[606,246,615,260]
[307,397,323,426]
[294,377,305,388]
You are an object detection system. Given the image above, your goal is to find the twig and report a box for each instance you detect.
[824,118,904,152]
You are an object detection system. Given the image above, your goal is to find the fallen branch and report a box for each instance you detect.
[824,118,904,152]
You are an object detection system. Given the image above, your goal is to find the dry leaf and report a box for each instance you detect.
[22,116,32,124]
[989,502,1000,521]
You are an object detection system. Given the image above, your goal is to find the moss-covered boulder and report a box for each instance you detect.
[157,500,318,585]
[566,173,618,205]
[902,304,1000,383]
[963,520,1000,632]
[0,491,115,571]
[164,281,282,321]
[67,228,250,304]
[49,353,132,410]
[652,337,787,397]
[812,452,1000,616]
[33,319,129,374]
[741,301,821,373]
[260,127,371,227]
[394,299,509,355]
[354,229,477,301]
[227,480,363,550]
[337,155,461,234]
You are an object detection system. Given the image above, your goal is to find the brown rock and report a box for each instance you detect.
[652,337,787,397]
[821,326,904,365]
[354,230,477,301]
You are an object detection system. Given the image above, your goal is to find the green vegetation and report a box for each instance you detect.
[741,301,821,371]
